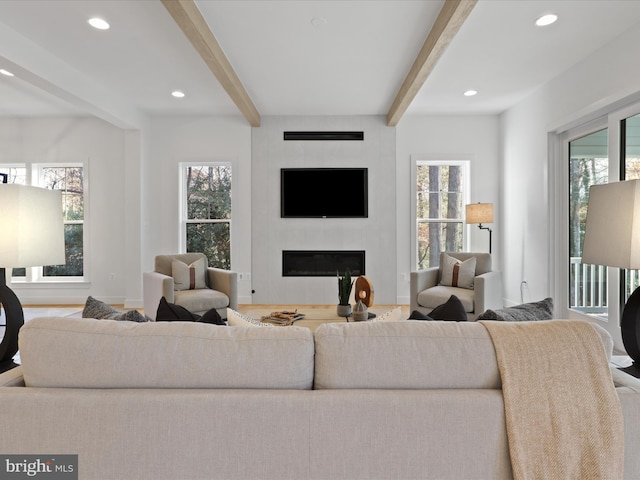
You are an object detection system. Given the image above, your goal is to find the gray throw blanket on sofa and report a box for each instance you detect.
[477,298,553,322]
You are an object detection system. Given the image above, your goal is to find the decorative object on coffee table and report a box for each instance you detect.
[337,270,354,317]
[260,310,305,326]
[354,276,374,307]
[353,291,369,321]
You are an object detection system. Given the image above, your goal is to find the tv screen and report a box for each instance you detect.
[281,168,368,218]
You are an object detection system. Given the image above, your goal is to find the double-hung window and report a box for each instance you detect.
[415,160,470,269]
[0,163,85,281]
[181,163,232,269]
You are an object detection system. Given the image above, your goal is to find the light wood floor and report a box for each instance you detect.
[239,304,410,317]
[22,304,411,317]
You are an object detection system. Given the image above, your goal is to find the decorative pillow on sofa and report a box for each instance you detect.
[156,296,200,322]
[227,308,273,327]
[439,254,476,289]
[477,297,553,322]
[83,296,148,322]
[371,307,403,322]
[428,295,467,321]
[156,297,225,325]
[408,310,433,321]
[172,257,206,291]
[199,308,224,325]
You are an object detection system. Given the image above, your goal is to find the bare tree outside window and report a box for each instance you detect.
[0,165,84,280]
[184,165,231,270]
[416,162,467,270]
[568,129,608,315]
[42,166,84,277]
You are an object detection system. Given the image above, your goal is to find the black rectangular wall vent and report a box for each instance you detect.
[283,131,364,141]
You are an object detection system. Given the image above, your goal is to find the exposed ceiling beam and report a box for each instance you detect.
[386,0,477,126]
[161,0,261,127]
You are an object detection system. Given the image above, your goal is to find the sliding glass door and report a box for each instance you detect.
[568,129,608,317]
[622,113,640,304]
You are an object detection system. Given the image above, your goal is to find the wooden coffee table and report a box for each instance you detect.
[239,305,394,331]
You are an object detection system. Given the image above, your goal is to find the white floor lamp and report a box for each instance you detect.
[0,182,65,370]
[582,179,640,364]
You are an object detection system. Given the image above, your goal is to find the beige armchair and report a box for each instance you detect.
[410,252,502,320]
[143,253,237,320]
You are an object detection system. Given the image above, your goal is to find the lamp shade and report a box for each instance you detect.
[466,203,493,224]
[0,184,65,268]
[582,180,640,270]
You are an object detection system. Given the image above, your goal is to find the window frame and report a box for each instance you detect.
[1,162,87,284]
[179,162,233,269]
[558,104,640,326]
[411,158,470,270]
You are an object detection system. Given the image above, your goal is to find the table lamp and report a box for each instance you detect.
[582,179,640,364]
[466,202,494,253]
[0,183,65,369]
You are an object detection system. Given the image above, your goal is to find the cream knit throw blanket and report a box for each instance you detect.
[480,320,624,480]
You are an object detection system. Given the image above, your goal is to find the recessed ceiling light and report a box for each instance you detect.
[535,14,557,27]
[171,90,185,98]
[88,17,110,30]
[464,90,477,97]
[0,69,14,77]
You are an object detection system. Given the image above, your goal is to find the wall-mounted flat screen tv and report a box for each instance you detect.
[281,168,368,218]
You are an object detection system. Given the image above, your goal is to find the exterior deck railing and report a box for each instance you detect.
[570,257,640,312]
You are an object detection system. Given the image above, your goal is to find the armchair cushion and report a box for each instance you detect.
[417,285,475,312]
[174,289,229,314]
[172,257,207,291]
[439,254,476,289]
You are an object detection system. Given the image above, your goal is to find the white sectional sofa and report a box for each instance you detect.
[0,317,639,480]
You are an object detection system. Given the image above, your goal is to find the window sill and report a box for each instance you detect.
[9,281,91,289]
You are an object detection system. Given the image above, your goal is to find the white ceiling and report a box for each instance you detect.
[1,0,640,127]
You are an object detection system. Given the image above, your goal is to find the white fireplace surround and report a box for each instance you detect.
[251,116,396,305]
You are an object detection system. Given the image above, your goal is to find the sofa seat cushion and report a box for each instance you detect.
[19,317,314,389]
[313,321,500,390]
[174,288,229,313]
[417,285,474,312]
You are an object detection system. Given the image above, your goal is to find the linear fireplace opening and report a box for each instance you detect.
[283,250,365,277]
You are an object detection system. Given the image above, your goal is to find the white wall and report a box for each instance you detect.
[0,116,135,305]
[500,22,640,350]
[395,115,500,304]
[251,116,397,304]
[143,115,253,303]
[0,114,503,309]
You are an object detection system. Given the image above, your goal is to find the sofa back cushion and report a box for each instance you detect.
[313,321,501,389]
[20,317,314,389]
